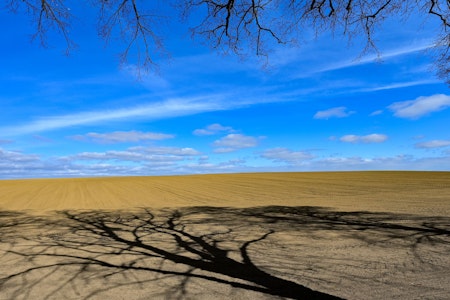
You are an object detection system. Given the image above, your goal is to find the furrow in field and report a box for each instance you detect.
[0,172,449,215]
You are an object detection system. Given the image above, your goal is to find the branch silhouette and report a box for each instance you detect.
[6,1,450,80]
[1,206,449,299]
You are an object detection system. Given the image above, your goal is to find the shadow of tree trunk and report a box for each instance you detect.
[58,208,341,299]
[1,206,449,299]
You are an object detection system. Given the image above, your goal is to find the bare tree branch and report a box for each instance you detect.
[6,0,76,53]
[4,0,450,82]
[95,0,168,74]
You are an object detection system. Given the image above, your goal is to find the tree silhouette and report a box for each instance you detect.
[1,206,449,299]
[5,0,450,81]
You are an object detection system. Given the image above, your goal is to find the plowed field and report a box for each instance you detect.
[0,172,449,300]
[0,171,449,215]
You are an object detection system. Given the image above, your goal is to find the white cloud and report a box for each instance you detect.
[0,148,40,163]
[70,151,156,162]
[361,134,388,143]
[314,107,354,119]
[72,131,174,143]
[128,146,201,156]
[370,110,383,116]
[415,140,450,149]
[261,148,314,165]
[305,155,450,171]
[193,123,234,136]
[388,94,450,119]
[339,134,388,144]
[67,146,201,162]
[192,129,213,136]
[212,134,262,153]
[0,148,59,178]
[2,147,450,179]
[339,135,359,143]
[182,158,247,173]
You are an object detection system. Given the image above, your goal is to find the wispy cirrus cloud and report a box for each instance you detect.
[353,79,439,93]
[71,131,174,143]
[314,107,354,119]
[415,140,450,149]
[316,42,433,74]
[388,94,450,119]
[0,96,231,137]
[0,96,223,136]
[339,134,388,144]
[1,88,293,138]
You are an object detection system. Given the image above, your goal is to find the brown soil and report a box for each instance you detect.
[0,171,449,299]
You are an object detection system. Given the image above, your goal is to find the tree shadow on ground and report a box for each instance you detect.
[0,206,449,299]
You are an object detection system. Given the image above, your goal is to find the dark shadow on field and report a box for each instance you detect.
[0,206,449,299]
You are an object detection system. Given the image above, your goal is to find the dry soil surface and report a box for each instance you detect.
[0,172,449,299]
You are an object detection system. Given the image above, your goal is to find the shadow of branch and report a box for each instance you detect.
[1,206,449,299]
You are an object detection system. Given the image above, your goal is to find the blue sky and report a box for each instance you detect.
[1,4,450,178]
